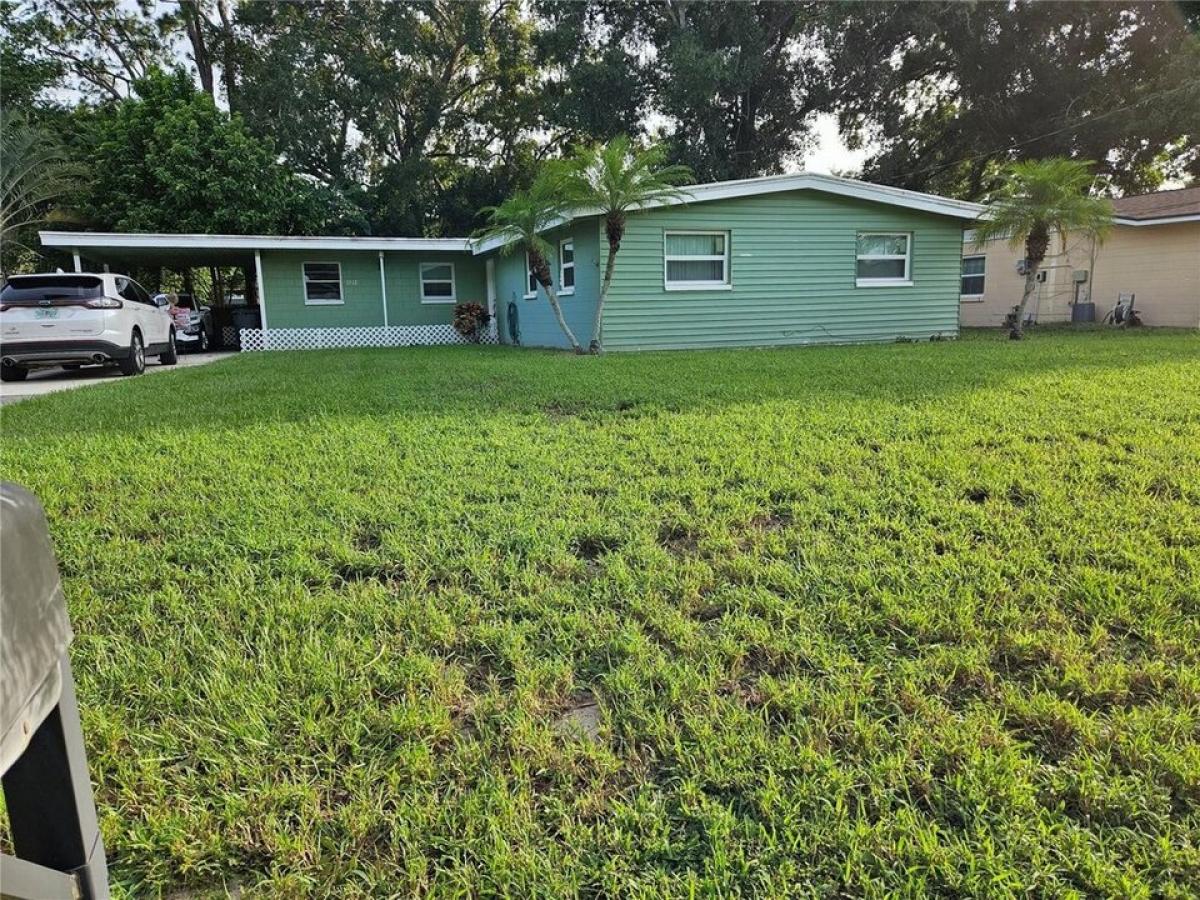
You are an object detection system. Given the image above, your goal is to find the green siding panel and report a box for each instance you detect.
[261,250,384,329]
[383,252,486,327]
[261,249,484,329]
[602,191,964,350]
[491,220,600,349]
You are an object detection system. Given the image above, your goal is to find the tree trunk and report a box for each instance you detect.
[216,0,237,111]
[590,214,625,354]
[530,249,582,353]
[1010,223,1049,339]
[182,2,215,97]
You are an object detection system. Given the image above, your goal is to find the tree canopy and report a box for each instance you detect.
[2,0,1196,266]
[77,70,344,236]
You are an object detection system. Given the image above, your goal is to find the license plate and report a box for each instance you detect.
[34,308,59,319]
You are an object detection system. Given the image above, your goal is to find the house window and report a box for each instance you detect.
[664,231,730,289]
[420,262,456,303]
[559,239,575,294]
[524,252,537,299]
[855,233,911,286]
[961,255,986,298]
[302,262,343,304]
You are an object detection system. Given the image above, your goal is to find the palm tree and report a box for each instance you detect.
[974,158,1113,339]
[560,136,693,353]
[477,176,583,353]
[1,113,82,274]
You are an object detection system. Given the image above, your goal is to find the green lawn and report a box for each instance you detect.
[2,329,1199,897]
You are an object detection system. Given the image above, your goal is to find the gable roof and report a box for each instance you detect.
[1111,186,1200,225]
[470,172,987,254]
[39,173,988,262]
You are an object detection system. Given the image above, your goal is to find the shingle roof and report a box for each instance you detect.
[1111,186,1200,221]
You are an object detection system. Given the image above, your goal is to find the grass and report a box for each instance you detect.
[2,328,1199,897]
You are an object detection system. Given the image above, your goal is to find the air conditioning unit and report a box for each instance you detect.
[1016,259,1029,276]
[1073,270,1089,283]
[1035,270,1047,283]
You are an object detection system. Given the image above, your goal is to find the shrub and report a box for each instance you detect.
[453,302,491,342]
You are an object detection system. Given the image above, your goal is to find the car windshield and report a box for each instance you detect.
[1,275,104,303]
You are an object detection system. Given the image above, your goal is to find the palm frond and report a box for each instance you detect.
[974,158,1113,250]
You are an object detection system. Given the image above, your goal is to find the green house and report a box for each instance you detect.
[41,173,984,351]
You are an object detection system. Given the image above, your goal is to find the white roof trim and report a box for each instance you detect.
[652,171,986,218]
[469,171,987,255]
[39,231,472,252]
[1113,214,1200,227]
[42,173,989,258]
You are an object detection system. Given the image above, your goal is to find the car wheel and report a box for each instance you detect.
[0,363,29,382]
[118,330,145,376]
[160,328,179,366]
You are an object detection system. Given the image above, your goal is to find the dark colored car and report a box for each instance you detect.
[157,293,215,352]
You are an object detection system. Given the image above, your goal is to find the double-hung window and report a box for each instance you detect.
[961,255,986,298]
[524,252,538,299]
[302,262,343,304]
[855,233,911,286]
[420,262,456,303]
[664,231,730,290]
[559,239,575,295]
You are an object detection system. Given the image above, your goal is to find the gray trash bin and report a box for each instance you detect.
[1,483,109,899]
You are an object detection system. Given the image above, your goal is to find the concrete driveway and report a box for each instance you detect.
[0,352,233,405]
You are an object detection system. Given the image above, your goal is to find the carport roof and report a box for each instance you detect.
[38,231,473,267]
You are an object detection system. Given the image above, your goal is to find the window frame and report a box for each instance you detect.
[524,251,537,299]
[419,261,457,304]
[663,229,731,291]
[558,238,575,296]
[960,254,986,300]
[855,232,912,288]
[302,261,344,305]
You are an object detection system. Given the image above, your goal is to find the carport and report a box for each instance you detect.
[38,231,486,352]
[38,232,269,347]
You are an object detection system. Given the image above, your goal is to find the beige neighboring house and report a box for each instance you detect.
[960,186,1200,328]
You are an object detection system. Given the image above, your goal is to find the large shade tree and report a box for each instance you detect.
[831,2,1200,197]
[558,136,693,353]
[477,177,582,352]
[79,69,360,236]
[973,158,1113,339]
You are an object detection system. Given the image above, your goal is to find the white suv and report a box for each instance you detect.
[0,273,177,381]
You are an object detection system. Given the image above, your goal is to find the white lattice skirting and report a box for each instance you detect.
[238,325,498,352]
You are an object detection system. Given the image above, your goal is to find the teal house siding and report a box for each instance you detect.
[260,249,485,329]
[492,221,600,348]
[600,191,964,351]
[261,250,384,329]
[383,251,486,327]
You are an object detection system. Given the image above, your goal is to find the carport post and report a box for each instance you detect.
[72,250,81,273]
[378,251,389,328]
[254,249,269,331]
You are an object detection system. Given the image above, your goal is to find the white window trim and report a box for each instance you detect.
[855,232,912,288]
[302,261,344,305]
[558,238,575,296]
[419,261,457,304]
[960,254,986,301]
[524,251,537,299]
[663,229,731,291]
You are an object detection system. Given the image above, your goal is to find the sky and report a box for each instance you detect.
[798,113,871,176]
